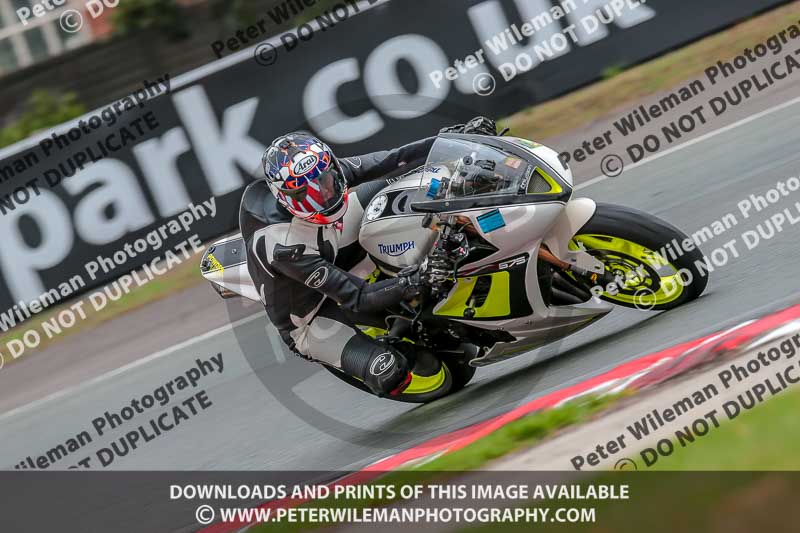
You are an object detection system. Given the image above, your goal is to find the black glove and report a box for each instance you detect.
[396,265,424,300]
[463,116,498,136]
[439,116,497,136]
[355,267,422,312]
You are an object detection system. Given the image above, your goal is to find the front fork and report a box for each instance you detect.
[538,246,616,287]
[541,197,607,275]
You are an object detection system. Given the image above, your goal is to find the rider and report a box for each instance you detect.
[240,117,497,397]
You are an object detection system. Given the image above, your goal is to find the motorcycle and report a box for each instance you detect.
[200,133,708,403]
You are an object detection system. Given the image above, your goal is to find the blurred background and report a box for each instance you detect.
[0,0,347,146]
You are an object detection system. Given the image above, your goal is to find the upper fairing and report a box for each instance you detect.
[505,137,574,187]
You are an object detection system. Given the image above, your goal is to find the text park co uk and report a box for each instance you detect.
[0,75,172,215]
[0,0,670,306]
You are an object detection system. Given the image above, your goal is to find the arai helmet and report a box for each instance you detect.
[262,132,348,224]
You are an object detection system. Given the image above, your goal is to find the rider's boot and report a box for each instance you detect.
[341,338,412,397]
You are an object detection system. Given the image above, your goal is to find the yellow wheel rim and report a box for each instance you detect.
[403,365,449,395]
[358,328,448,395]
[570,234,686,307]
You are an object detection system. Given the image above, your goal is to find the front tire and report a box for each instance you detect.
[571,203,708,311]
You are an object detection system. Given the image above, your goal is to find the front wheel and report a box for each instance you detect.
[570,203,708,311]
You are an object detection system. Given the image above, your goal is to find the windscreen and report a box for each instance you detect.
[420,137,530,202]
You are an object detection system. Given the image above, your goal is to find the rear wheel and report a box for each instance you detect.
[448,360,477,392]
[570,203,708,311]
[325,355,476,403]
[383,356,477,403]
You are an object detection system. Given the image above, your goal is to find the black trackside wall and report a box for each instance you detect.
[0,0,789,308]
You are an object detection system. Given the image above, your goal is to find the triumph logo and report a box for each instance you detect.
[304,266,329,288]
[369,352,395,376]
[378,241,415,257]
[291,154,318,176]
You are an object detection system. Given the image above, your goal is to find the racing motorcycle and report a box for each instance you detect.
[200,133,708,403]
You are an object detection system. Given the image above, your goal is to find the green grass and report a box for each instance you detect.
[248,372,800,532]
[648,384,800,470]
[473,471,800,533]
[246,395,623,533]
[601,64,628,80]
[468,388,800,533]
[0,90,85,149]
[410,394,624,471]
[248,385,800,533]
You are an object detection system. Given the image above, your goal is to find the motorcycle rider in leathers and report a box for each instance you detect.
[239,117,497,397]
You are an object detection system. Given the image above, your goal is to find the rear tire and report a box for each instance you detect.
[386,357,477,403]
[572,203,708,311]
[325,356,476,403]
[447,360,477,392]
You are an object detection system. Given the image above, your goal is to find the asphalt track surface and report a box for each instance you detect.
[3,97,800,474]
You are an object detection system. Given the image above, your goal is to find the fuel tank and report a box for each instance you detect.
[358,167,445,273]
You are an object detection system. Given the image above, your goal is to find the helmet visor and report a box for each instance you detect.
[280,164,347,216]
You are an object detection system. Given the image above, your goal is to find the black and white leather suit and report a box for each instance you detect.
[239,137,435,395]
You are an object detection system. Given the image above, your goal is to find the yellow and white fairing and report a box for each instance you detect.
[374,134,611,365]
[199,233,259,301]
[202,134,613,368]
